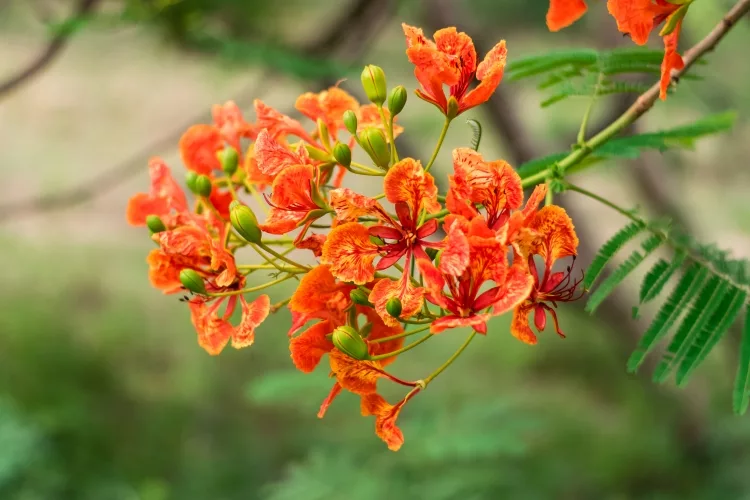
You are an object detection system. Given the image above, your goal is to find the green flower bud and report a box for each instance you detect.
[358,127,390,169]
[229,201,262,244]
[343,110,358,135]
[219,146,239,176]
[332,142,352,168]
[386,297,403,318]
[446,96,460,120]
[185,171,199,194]
[317,118,332,150]
[350,289,373,307]
[388,85,408,116]
[146,214,166,234]
[332,325,370,360]
[195,175,213,197]
[179,269,206,295]
[369,234,385,246]
[361,65,387,106]
[305,144,333,162]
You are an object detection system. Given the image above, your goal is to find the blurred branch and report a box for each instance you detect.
[0,0,387,224]
[0,0,101,101]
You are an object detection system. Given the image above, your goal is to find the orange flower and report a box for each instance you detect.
[259,164,327,236]
[447,148,524,230]
[150,225,238,293]
[427,217,533,334]
[189,294,270,355]
[511,206,583,344]
[402,24,507,116]
[361,389,419,452]
[547,0,588,31]
[253,99,312,142]
[606,0,686,100]
[296,86,359,140]
[211,101,256,151]
[253,129,312,177]
[126,157,189,227]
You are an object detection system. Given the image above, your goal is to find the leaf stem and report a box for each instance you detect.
[371,324,432,343]
[369,332,433,361]
[422,330,477,386]
[424,117,451,173]
[206,274,296,297]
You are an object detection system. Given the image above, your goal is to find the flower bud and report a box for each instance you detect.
[388,85,407,116]
[386,297,402,318]
[358,127,390,169]
[343,110,358,135]
[446,96,460,120]
[369,234,384,246]
[146,214,166,234]
[350,289,373,307]
[179,269,206,295]
[332,325,370,360]
[229,200,262,244]
[534,305,547,332]
[185,171,199,194]
[361,65,387,106]
[195,175,213,197]
[305,144,333,162]
[219,147,239,176]
[317,118,332,150]
[332,142,352,168]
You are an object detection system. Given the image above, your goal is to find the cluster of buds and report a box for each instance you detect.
[127,24,582,451]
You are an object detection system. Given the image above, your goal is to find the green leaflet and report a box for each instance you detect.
[734,305,750,415]
[627,264,709,373]
[583,222,646,290]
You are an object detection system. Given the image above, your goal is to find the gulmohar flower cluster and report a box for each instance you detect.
[127,24,583,451]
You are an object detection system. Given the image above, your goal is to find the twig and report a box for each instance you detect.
[0,0,101,100]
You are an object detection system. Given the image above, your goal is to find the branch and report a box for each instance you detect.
[0,0,101,100]
[0,0,384,224]
[522,0,750,187]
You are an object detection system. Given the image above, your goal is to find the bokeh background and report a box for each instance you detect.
[2,0,750,498]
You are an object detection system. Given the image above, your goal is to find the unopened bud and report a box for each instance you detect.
[332,142,352,168]
[229,201,262,243]
[386,297,402,318]
[350,289,373,307]
[146,214,166,234]
[179,269,206,295]
[343,110,358,135]
[185,171,199,194]
[388,85,407,116]
[317,118,332,150]
[332,325,370,360]
[446,96,460,120]
[534,305,547,331]
[358,127,390,169]
[195,175,213,197]
[219,147,239,176]
[361,65,387,106]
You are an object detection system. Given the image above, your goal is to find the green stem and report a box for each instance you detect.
[206,274,296,297]
[257,242,311,270]
[369,333,433,361]
[424,117,451,173]
[237,264,306,274]
[372,324,432,344]
[350,162,384,175]
[565,183,638,221]
[379,106,399,164]
[422,330,477,386]
[424,208,449,221]
[576,73,603,145]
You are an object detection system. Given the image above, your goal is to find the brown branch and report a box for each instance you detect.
[0,0,384,224]
[0,0,101,100]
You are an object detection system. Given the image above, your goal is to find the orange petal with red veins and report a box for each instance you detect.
[492,265,535,316]
[511,303,537,345]
[318,383,342,418]
[321,223,379,285]
[259,164,316,234]
[607,0,676,45]
[290,265,346,314]
[329,350,383,395]
[209,239,238,288]
[460,40,507,112]
[253,99,309,139]
[402,23,460,86]
[660,20,684,101]
[179,124,223,175]
[253,129,308,176]
[438,223,470,277]
[547,0,588,31]
[189,299,233,355]
[329,188,389,223]
[431,314,491,334]
[243,151,273,191]
[232,294,270,349]
[290,320,335,373]
[384,158,441,214]
[369,276,424,327]
[147,249,183,294]
[126,158,188,226]
[361,392,414,452]
[529,205,579,264]
[296,87,359,137]
[212,100,256,150]
[296,233,327,257]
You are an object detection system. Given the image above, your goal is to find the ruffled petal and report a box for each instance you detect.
[430,313,491,334]
[546,0,588,31]
[607,0,676,45]
[660,19,684,100]
[329,188,389,223]
[126,158,189,226]
[253,99,309,140]
[295,86,359,138]
[321,223,379,285]
[253,129,309,176]
[527,205,579,266]
[361,392,416,452]
[329,350,383,395]
[290,320,335,373]
[511,303,537,345]
[179,124,223,175]
[384,158,441,214]
[212,100,256,150]
[189,298,233,355]
[491,264,535,316]
[459,40,507,112]
[369,275,424,327]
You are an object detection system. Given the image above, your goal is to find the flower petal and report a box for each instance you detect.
[290,320,335,373]
[492,264,534,316]
[212,100,256,150]
[546,0,588,31]
[361,391,418,452]
[290,265,351,316]
[126,158,189,226]
[460,40,507,112]
[253,129,309,176]
[607,0,676,45]
[430,314,491,334]
[189,299,233,355]
[511,303,537,345]
[317,383,342,418]
[527,205,579,266]
[329,350,383,395]
[253,99,309,139]
[179,124,223,175]
[295,87,359,138]
[232,294,271,349]
[329,188,389,223]
[384,158,441,214]
[660,19,684,101]
[369,275,424,327]
[321,223,379,285]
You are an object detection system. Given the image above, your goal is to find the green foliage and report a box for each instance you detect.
[585,216,750,411]
[734,306,750,415]
[508,47,705,107]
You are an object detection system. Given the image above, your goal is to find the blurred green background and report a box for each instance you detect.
[2,0,750,498]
